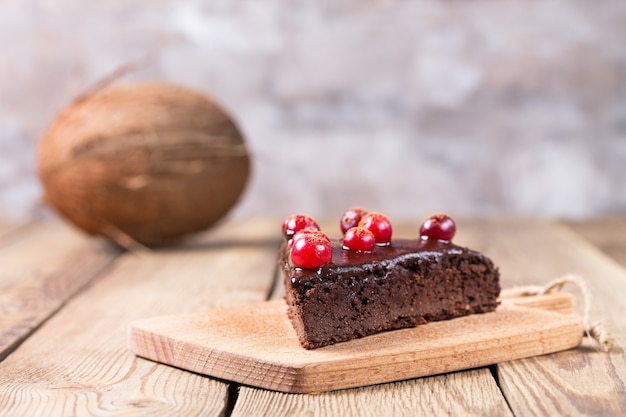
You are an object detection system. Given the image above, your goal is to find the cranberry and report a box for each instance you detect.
[290,227,320,244]
[358,212,392,245]
[342,227,376,253]
[290,230,332,269]
[282,214,320,239]
[420,213,456,241]
[340,207,368,234]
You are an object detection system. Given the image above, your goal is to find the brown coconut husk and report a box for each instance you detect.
[37,82,250,247]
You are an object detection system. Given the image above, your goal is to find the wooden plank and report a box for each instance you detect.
[565,217,626,268]
[457,219,626,416]
[129,293,581,393]
[501,289,576,315]
[0,219,279,416]
[3,218,621,415]
[233,368,513,417]
[0,221,120,362]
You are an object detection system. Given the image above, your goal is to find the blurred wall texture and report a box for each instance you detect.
[1,0,625,223]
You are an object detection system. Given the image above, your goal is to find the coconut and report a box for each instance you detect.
[37,82,250,247]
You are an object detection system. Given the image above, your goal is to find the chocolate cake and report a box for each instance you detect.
[280,236,501,349]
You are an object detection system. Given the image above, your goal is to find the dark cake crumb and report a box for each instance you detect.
[281,238,500,349]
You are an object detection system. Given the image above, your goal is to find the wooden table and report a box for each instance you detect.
[0,217,625,416]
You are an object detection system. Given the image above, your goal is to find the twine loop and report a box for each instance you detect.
[521,274,613,352]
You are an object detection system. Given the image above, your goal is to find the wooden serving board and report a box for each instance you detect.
[128,289,583,393]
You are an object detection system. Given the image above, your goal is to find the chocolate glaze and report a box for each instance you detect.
[289,238,464,287]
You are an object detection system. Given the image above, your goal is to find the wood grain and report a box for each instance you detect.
[566,217,626,268]
[0,219,279,416]
[233,368,514,417]
[1,217,624,416]
[501,288,576,315]
[129,293,582,393]
[0,221,120,362]
[460,220,626,416]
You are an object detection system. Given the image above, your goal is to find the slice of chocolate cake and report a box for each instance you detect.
[280,212,501,349]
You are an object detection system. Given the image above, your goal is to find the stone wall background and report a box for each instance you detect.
[1,0,625,224]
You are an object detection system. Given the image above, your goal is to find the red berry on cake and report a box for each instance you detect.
[290,227,323,247]
[282,214,320,239]
[420,213,456,241]
[290,230,332,269]
[342,227,376,253]
[358,212,392,245]
[340,207,368,234]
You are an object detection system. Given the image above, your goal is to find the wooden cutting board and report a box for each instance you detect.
[128,288,583,393]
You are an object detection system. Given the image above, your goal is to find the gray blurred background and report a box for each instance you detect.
[1,0,625,224]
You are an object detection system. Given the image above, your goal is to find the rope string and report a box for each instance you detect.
[521,274,613,352]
